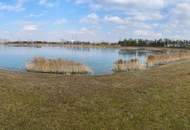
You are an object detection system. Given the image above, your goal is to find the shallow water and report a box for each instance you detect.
[0,44,160,75]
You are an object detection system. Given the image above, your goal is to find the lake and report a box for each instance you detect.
[0,45,160,75]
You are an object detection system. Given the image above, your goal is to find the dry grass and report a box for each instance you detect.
[1,60,190,130]
[26,57,91,74]
[147,51,190,67]
[113,58,145,72]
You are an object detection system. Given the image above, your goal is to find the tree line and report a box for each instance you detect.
[2,38,190,48]
[118,39,190,48]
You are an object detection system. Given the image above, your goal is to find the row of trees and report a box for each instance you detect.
[118,39,190,48]
[62,39,190,48]
[3,39,190,48]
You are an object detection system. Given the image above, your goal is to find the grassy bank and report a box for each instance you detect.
[0,60,190,130]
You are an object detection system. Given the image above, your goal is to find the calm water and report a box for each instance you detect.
[0,45,159,75]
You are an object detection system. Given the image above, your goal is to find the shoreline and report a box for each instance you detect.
[2,42,188,51]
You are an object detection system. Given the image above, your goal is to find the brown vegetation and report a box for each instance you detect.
[113,58,145,72]
[1,59,190,130]
[147,51,190,67]
[26,57,91,74]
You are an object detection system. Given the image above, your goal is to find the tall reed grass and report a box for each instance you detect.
[26,57,91,74]
[147,51,190,67]
[113,59,145,72]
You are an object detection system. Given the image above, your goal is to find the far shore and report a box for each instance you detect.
[1,42,188,52]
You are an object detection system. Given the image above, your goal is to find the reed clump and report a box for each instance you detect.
[26,57,91,74]
[113,59,145,72]
[147,51,190,67]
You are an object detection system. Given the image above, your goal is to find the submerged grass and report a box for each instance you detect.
[26,57,91,74]
[113,58,145,72]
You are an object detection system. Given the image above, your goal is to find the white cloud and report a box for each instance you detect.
[0,0,25,11]
[68,0,166,41]
[134,30,162,38]
[28,12,46,17]
[105,16,127,24]
[48,27,98,42]
[4,0,190,41]
[127,11,163,21]
[23,24,39,31]
[79,27,95,35]
[172,2,190,22]
[39,0,55,7]
[161,1,190,39]
[71,0,164,10]
[102,0,164,10]
[80,13,99,24]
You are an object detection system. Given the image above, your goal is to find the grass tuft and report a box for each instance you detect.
[147,51,190,67]
[26,57,91,74]
[113,58,145,72]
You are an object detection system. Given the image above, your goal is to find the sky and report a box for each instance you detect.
[0,0,190,42]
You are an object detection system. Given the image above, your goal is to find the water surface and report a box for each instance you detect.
[0,45,160,75]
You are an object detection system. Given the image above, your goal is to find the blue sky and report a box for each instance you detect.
[0,0,190,42]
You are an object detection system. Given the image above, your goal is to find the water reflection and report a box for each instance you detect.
[119,49,158,56]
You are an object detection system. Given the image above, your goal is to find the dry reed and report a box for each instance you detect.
[147,51,190,67]
[26,57,91,74]
[113,59,145,72]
